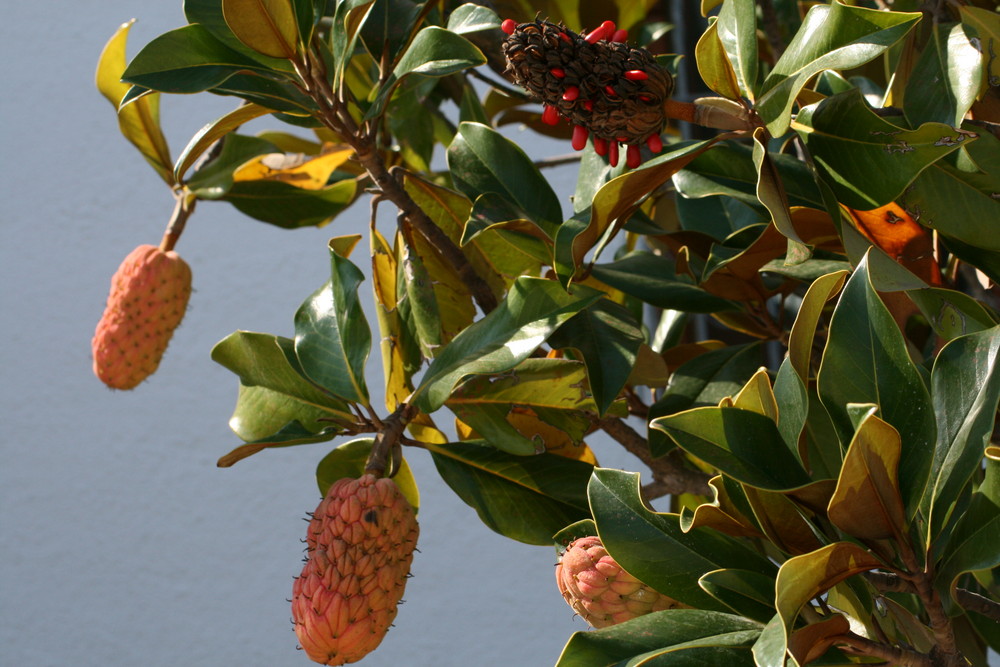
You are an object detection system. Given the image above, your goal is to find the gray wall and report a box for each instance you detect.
[2,3,645,665]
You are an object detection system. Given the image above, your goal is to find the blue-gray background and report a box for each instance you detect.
[1,3,646,665]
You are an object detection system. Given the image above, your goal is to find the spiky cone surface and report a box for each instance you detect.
[91,244,192,390]
[292,475,419,665]
[502,18,673,167]
[556,536,683,628]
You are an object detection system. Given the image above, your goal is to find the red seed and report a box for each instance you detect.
[604,85,618,97]
[585,20,615,44]
[559,31,572,42]
[572,125,589,150]
[501,19,517,35]
[583,100,594,111]
[616,135,629,143]
[646,134,663,153]
[562,86,579,101]
[550,67,566,79]
[612,29,628,42]
[593,137,608,156]
[639,95,653,103]
[609,140,619,167]
[542,105,560,125]
[624,70,648,81]
[626,144,641,168]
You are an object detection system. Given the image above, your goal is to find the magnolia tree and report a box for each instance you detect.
[91,0,1000,665]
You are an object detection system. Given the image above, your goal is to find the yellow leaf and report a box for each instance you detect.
[222,0,299,59]
[730,367,778,421]
[232,146,355,190]
[95,21,173,184]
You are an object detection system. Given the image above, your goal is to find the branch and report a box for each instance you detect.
[865,571,1000,623]
[596,416,711,497]
[832,632,933,667]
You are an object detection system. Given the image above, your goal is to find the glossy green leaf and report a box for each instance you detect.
[122,24,278,93]
[590,252,737,313]
[753,543,883,667]
[827,413,906,543]
[209,71,316,114]
[446,3,501,34]
[907,287,998,343]
[555,137,721,284]
[294,237,371,406]
[556,609,761,667]
[173,103,273,182]
[449,358,596,412]
[934,487,1000,613]
[314,438,419,511]
[772,357,808,461]
[449,402,541,456]
[787,270,848,382]
[696,19,742,100]
[752,127,809,261]
[715,0,758,100]
[96,20,174,184]
[904,23,983,127]
[429,440,593,545]
[547,299,643,416]
[793,89,970,210]
[699,569,777,624]
[185,133,277,199]
[589,469,777,611]
[756,3,921,136]
[648,342,763,457]
[221,0,299,59]
[412,277,603,413]
[464,194,554,266]
[222,177,357,227]
[367,27,486,120]
[184,0,298,69]
[215,412,342,467]
[358,0,422,64]
[652,407,813,491]
[448,122,563,236]
[329,0,375,86]
[925,326,1000,543]
[897,128,1000,253]
[817,253,936,514]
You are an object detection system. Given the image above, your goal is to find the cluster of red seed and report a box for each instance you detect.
[501,18,673,168]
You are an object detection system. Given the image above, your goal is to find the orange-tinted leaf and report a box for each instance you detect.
[849,203,942,285]
[787,614,851,665]
[683,476,764,538]
[744,485,825,556]
[232,146,355,190]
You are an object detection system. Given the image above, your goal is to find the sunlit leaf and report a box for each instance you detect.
[315,438,419,511]
[752,127,809,261]
[696,19,742,100]
[904,23,984,127]
[715,0,758,100]
[232,145,355,189]
[222,0,300,59]
[173,103,274,182]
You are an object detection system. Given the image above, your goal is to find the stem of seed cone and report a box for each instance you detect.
[646,133,663,153]
[542,105,560,125]
[609,140,619,167]
[562,86,579,101]
[663,98,697,123]
[572,125,588,150]
[593,137,608,156]
[501,18,517,35]
[626,144,641,168]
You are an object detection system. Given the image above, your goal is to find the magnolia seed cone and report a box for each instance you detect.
[292,475,419,665]
[91,244,192,390]
[556,535,683,628]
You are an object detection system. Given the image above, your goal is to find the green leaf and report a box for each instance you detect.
[756,2,921,136]
[715,0,758,100]
[221,0,300,59]
[557,611,761,667]
[925,326,1000,543]
[827,413,907,543]
[652,407,813,491]
[448,121,563,237]
[554,137,721,284]
[547,299,643,416]
[934,487,1000,613]
[429,440,593,545]
[793,89,970,210]
[294,237,371,406]
[817,252,936,515]
[315,437,419,511]
[329,0,376,88]
[446,3,501,34]
[173,103,273,182]
[215,415,341,467]
[772,357,808,461]
[787,269,849,382]
[590,252,737,313]
[358,0,422,64]
[449,358,597,413]
[185,133,277,198]
[367,27,486,120]
[904,23,984,127]
[648,342,763,457]
[752,127,809,261]
[122,24,279,93]
[897,127,1000,254]
[754,543,883,667]
[412,277,603,413]
[96,20,174,185]
[589,469,777,611]
[185,0,298,70]
[696,19,742,100]
[222,177,357,228]
[698,569,778,624]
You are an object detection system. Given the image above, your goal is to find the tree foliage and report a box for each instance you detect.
[95,1,1000,665]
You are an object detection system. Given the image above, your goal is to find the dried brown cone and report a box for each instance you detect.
[502,18,673,166]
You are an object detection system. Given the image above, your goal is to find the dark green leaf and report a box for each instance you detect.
[430,440,593,545]
[699,569,778,624]
[903,23,983,127]
[716,0,758,100]
[652,407,813,490]
[223,178,357,228]
[185,0,297,71]
[589,468,777,611]
[359,0,422,64]
[590,252,737,313]
[294,239,371,405]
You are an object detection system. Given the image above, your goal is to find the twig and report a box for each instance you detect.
[832,632,933,667]
[865,571,1000,623]
[596,416,711,496]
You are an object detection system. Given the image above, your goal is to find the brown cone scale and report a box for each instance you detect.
[292,475,419,665]
[91,244,192,390]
